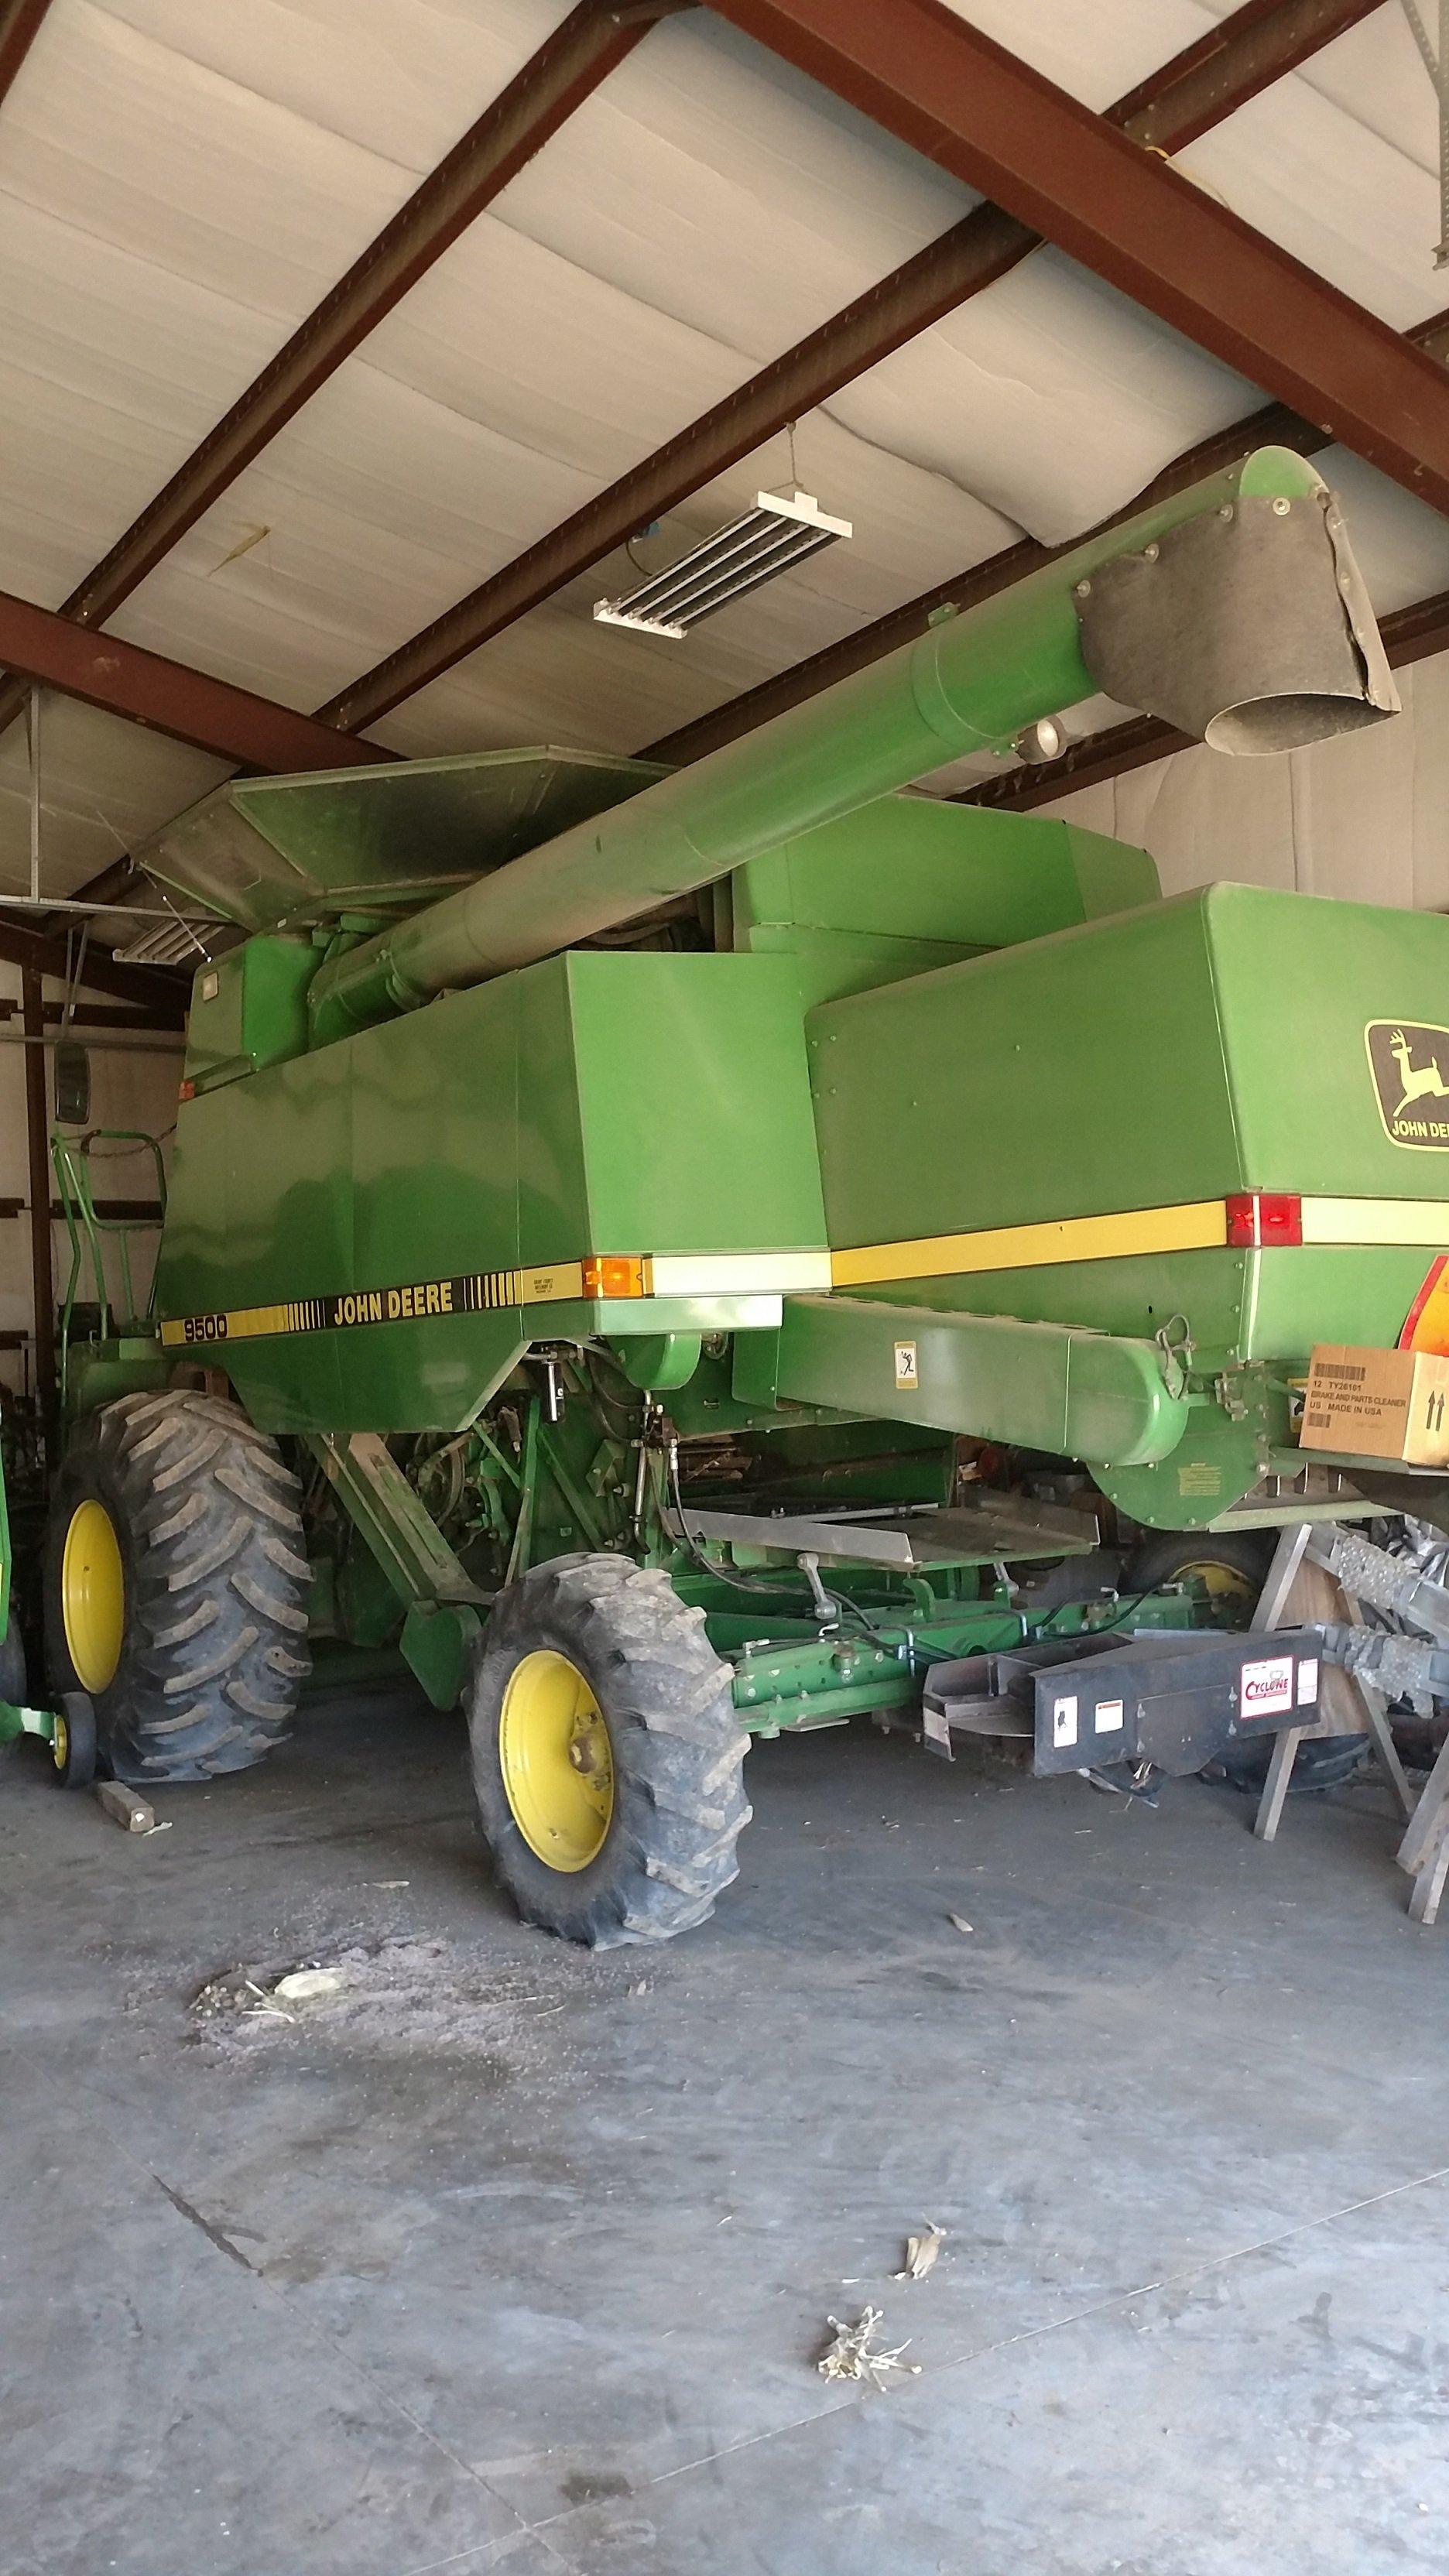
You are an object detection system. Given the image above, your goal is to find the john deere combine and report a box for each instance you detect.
[40,447,1448,1944]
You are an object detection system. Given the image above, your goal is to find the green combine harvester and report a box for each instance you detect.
[36,446,1447,1944]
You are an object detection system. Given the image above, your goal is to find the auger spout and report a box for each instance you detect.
[305,447,1396,1048]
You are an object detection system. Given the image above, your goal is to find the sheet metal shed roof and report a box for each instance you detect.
[1,0,1447,916]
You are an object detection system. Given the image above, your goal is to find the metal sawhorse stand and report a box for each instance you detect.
[1249,1522,1449,1922]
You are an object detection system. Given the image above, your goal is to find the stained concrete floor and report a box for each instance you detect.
[3,1679,1448,2576]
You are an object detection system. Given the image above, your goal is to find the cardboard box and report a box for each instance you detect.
[1301,1343,1449,1467]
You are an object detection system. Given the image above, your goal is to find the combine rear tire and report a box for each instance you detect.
[468,1554,750,1948]
[1126,1530,1367,1791]
[44,1391,311,1784]
[1123,1530,1272,1622]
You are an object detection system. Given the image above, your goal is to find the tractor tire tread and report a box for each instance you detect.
[45,1392,310,1782]
[468,1552,748,1951]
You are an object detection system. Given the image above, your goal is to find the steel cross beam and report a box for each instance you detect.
[706,0,1449,515]
[317,0,1379,733]
[0,0,52,102]
[0,582,392,774]
[1107,0,1389,149]
[0,0,680,743]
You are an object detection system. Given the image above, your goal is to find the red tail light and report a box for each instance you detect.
[1225,1191,1302,1248]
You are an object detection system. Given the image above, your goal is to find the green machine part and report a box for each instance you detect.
[303,446,1392,1043]
[158,800,1165,1440]
[159,948,831,1434]
[793,881,1449,1523]
[725,797,1159,1005]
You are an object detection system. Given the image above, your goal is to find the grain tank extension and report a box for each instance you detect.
[41,447,1444,1946]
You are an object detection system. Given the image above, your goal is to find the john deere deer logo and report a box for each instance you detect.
[1366,1021,1449,1149]
[1389,1029,1449,1115]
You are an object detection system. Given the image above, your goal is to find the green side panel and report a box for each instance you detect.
[1246,1245,1449,1359]
[809,890,1241,1246]
[848,1249,1250,1361]
[341,968,529,1427]
[733,798,1159,949]
[808,882,1449,1368]
[183,937,319,1094]
[160,1043,355,1427]
[565,952,825,1254]
[738,925,990,1011]
[1205,883,1449,1198]
[825,1245,1449,1374]
[158,953,824,1435]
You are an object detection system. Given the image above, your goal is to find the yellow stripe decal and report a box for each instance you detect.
[832,1194,1449,1290]
[159,1257,632,1350]
[831,1200,1228,1288]
[158,1197,1449,1348]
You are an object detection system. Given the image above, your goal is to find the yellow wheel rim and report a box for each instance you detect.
[1175,1558,1258,1620]
[498,1649,615,1872]
[52,1708,69,1774]
[61,1499,125,1694]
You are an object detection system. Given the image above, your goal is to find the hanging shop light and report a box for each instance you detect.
[594,489,852,639]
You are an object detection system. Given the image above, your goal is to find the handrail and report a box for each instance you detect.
[50,1129,168,1410]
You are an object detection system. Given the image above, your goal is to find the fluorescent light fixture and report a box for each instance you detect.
[111,906,216,966]
[594,489,852,639]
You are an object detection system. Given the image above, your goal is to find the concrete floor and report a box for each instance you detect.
[3,1681,1448,2576]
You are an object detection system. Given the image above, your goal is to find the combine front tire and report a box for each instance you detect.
[44,1392,311,1784]
[468,1554,750,1949]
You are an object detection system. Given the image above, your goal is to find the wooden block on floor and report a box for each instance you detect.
[94,1779,156,1834]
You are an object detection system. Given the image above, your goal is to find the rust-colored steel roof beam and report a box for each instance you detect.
[0,0,680,741]
[320,0,1377,733]
[642,302,1449,769]
[0,0,52,101]
[0,583,393,772]
[707,0,1449,513]
[1109,0,1384,151]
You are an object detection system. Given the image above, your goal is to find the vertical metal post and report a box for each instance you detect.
[26,685,41,904]
[1440,0,1449,265]
[21,969,55,1417]
[1251,1523,1310,1841]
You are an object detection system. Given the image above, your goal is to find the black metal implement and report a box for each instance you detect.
[923,1626,1328,1778]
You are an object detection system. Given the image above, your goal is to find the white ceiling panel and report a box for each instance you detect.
[0,0,1444,927]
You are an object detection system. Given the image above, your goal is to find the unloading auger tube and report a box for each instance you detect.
[308,447,1396,1046]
